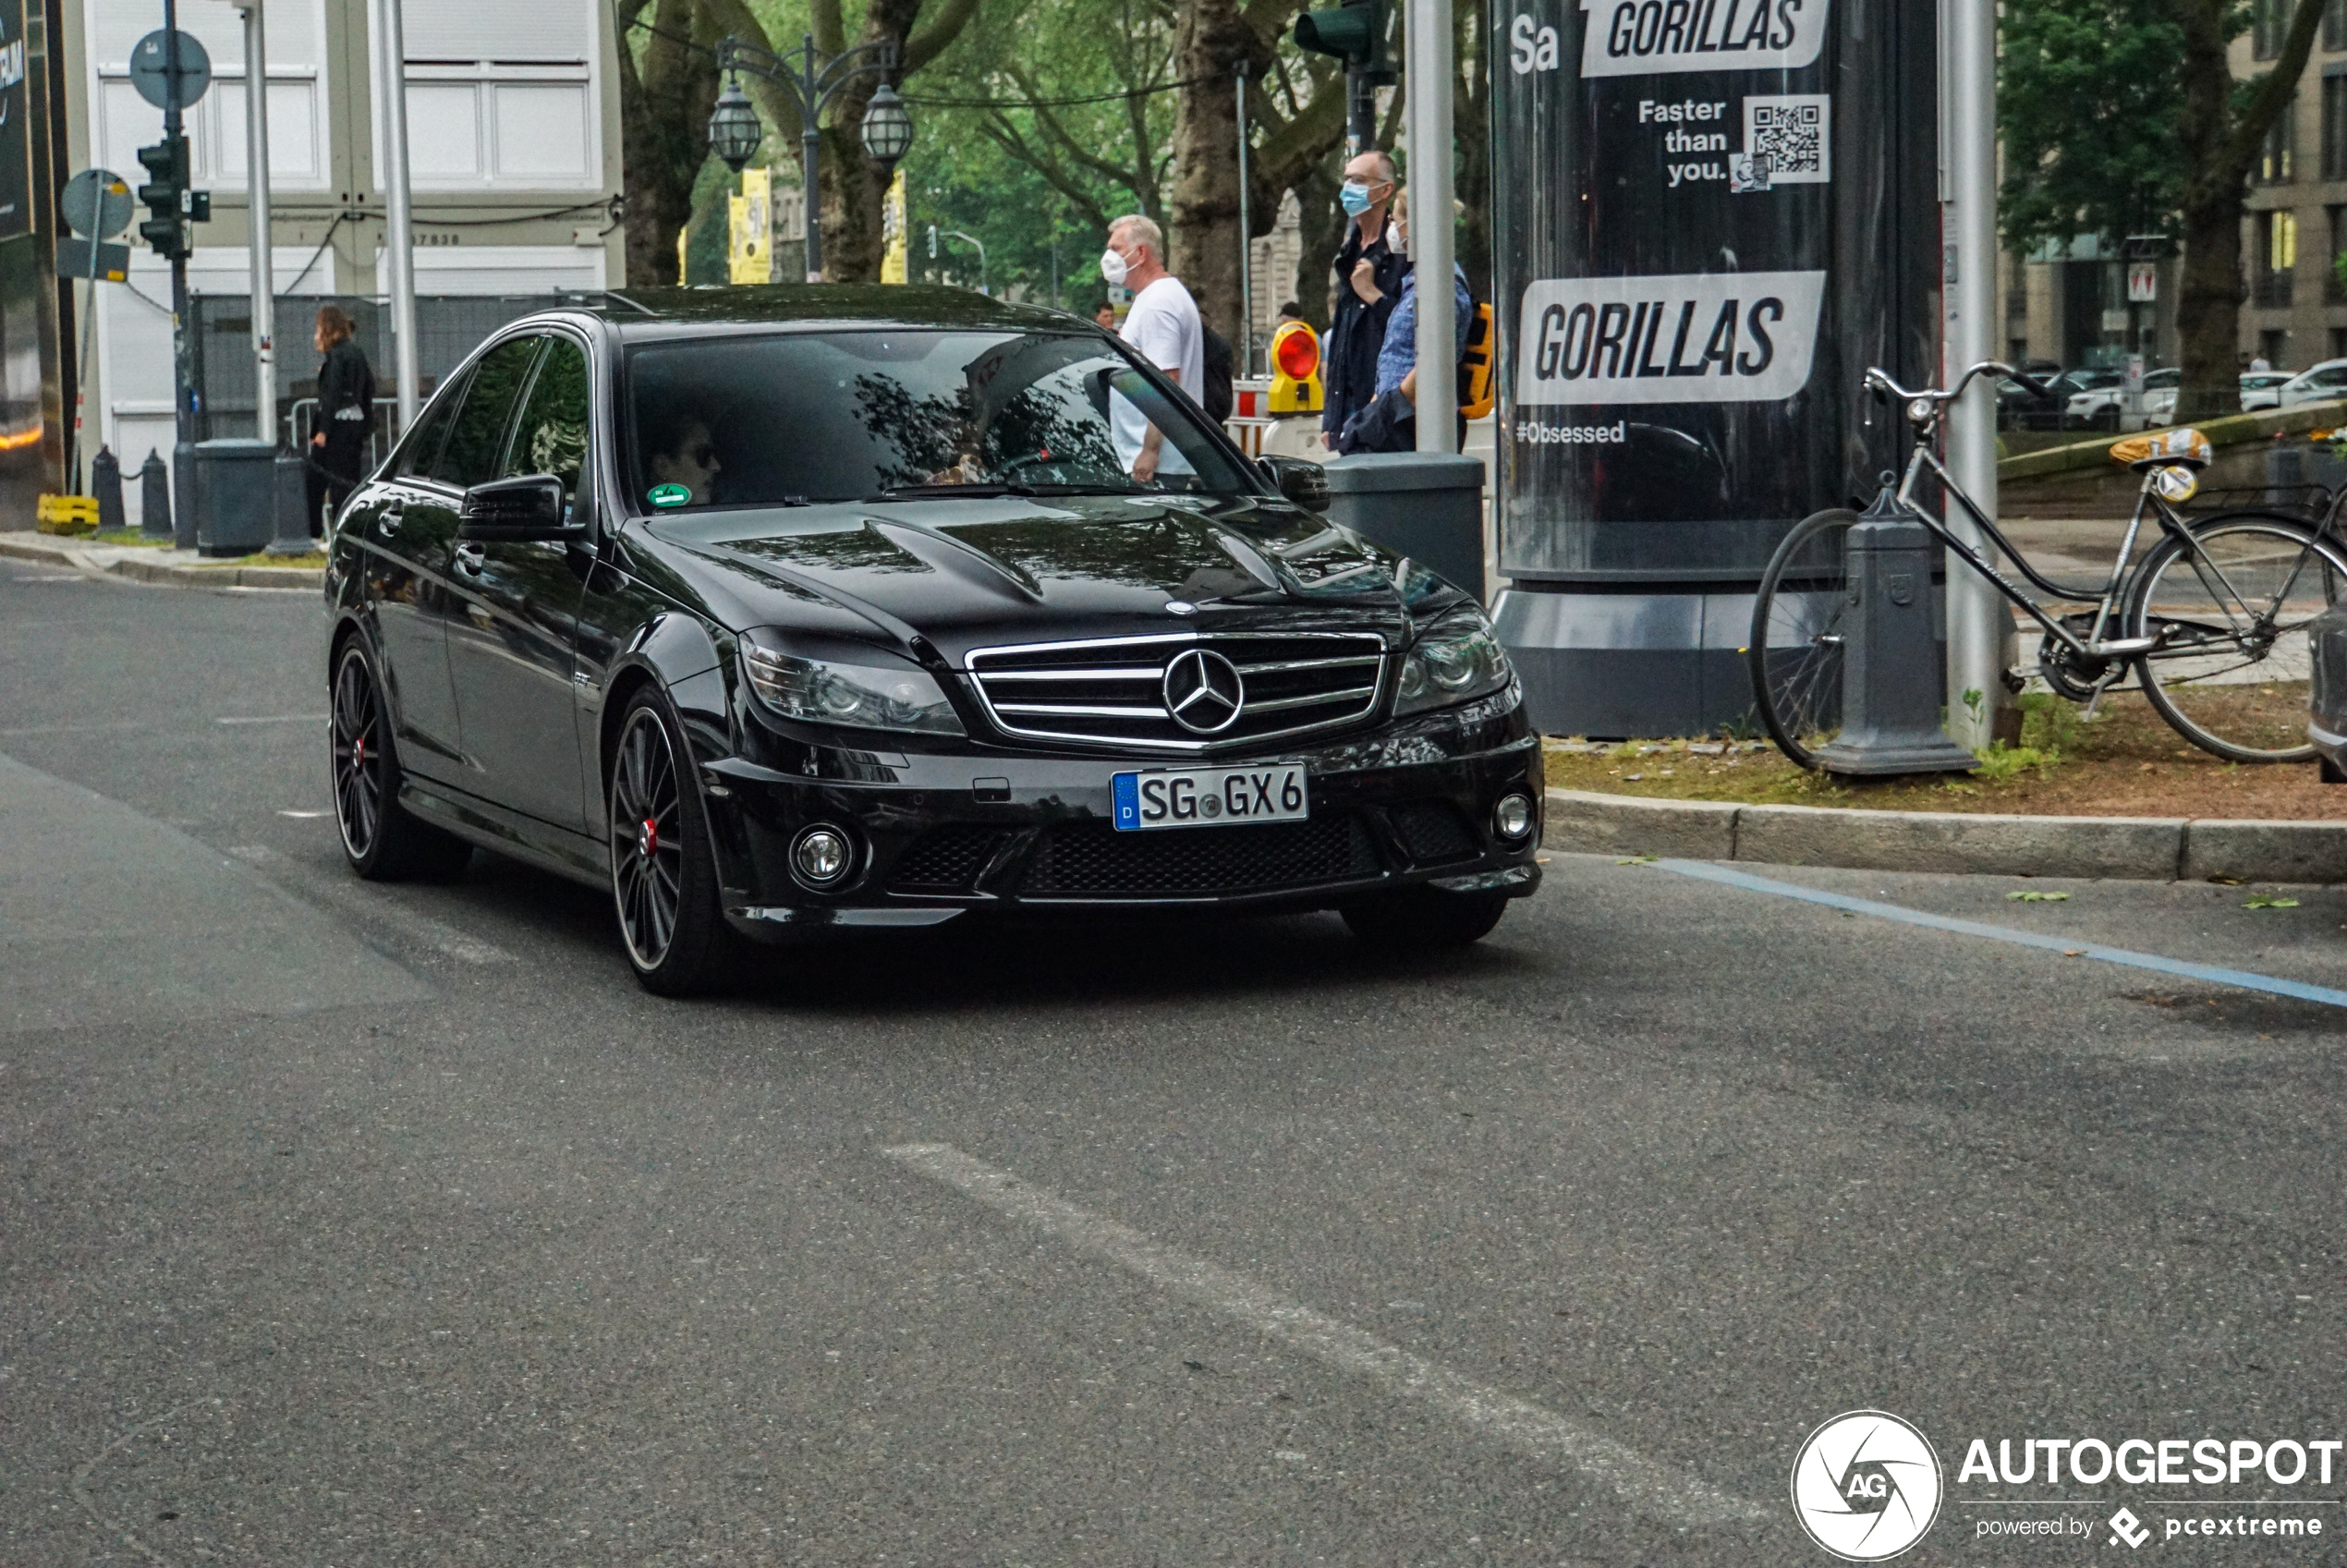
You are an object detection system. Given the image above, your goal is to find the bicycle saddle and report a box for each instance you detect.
[2108,428,2213,472]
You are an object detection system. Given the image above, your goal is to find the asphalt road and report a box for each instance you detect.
[7,566,2347,1567]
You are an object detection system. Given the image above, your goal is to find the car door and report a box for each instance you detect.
[444,332,593,832]
[357,385,466,782]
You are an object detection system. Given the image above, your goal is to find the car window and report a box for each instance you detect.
[432,335,543,490]
[395,382,464,480]
[2144,369,2180,388]
[503,335,590,495]
[624,329,1255,510]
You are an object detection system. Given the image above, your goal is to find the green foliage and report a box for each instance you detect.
[1972,741,2062,782]
[1998,0,2188,249]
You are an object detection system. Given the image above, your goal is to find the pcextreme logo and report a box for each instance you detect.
[1791,1410,1944,1561]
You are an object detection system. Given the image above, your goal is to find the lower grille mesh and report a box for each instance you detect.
[1021,813,1380,897]
[1388,799,1479,865]
[888,827,1002,892]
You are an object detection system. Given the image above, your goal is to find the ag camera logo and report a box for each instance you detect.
[1791,1410,1943,1561]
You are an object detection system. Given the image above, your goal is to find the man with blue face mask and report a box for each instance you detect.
[1321,149,1408,450]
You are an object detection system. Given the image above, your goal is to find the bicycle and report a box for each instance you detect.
[1747,360,2347,769]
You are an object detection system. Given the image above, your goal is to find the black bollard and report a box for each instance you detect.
[1811,488,1981,776]
[139,448,171,540]
[92,446,125,535]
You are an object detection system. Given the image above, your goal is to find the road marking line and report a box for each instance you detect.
[215,713,328,725]
[881,1142,1770,1529]
[1658,858,2347,1009]
[276,808,330,819]
[225,845,517,965]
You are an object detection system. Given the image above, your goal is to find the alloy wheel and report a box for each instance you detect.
[332,645,385,861]
[611,707,687,970]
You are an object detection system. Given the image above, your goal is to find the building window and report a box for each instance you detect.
[2327,79,2347,178]
[2262,328,2292,370]
[2331,205,2347,301]
[2258,0,2289,59]
[2331,326,2347,360]
[2257,210,2299,306]
[2329,0,2347,48]
[2262,109,2297,183]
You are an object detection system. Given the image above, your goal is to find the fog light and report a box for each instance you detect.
[792,825,854,886]
[1493,793,1535,840]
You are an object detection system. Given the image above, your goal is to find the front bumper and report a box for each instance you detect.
[698,690,1544,935]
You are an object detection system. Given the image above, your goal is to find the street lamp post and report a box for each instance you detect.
[940,228,986,294]
[708,34,912,283]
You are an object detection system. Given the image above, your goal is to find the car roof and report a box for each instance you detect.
[532,284,1094,344]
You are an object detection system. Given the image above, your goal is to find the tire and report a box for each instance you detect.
[608,687,742,996]
[1341,886,1510,950]
[330,638,473,881]
[2124,511,2347,762]
[2321,754,2347,784]
[1747,508,1856,771]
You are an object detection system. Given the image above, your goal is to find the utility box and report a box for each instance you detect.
[1321,452,1487,602]
[192,439,280,557]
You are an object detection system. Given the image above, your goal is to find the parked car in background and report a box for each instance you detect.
[2057,368,2126,428]
[2279,359,2347,407]
[2241,370,2292,409]
[2136,367,2183,424]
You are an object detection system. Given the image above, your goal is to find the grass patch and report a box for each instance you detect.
[89,530,174,548]
[195,550,326,569]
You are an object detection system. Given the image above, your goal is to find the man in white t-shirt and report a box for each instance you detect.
[1101,213,1202,482]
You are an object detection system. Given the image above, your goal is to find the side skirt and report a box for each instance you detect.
[399,776,610,890]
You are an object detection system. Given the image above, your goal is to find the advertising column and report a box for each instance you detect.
[1489,0,1939,738]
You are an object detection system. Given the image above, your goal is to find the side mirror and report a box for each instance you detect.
[1259,454,1330,514]
[459,474,573,540]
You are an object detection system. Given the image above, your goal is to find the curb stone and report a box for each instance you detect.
[1544,787,2347,884]
[0,530,322,590]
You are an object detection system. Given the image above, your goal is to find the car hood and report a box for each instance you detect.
[638,492,1438,663]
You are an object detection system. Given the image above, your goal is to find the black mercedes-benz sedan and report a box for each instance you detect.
[322,286,1542,993]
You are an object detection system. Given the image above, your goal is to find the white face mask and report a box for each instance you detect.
[1100,248,1130,286]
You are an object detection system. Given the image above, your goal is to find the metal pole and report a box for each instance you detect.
[71,227,98,493]
[165,0,194,545]
[376,0,419,431]
[1345,71,1373,156]
[1942,0,2002,748]
[1235,65,1252,377]
[239,0,275,445]
[802,35,822,282]
[1405,0,1454,453]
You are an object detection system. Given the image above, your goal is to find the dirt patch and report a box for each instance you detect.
[1544,690,2347,820]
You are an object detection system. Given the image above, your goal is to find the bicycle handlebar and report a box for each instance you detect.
[1865,360,2059,413]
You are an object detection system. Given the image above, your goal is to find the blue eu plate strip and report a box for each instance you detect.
[1658,858,2347,1011]
[1111,772,1140,832]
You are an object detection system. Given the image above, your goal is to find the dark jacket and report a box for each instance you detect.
[1321,214,1410,435]
[318,337,375,440]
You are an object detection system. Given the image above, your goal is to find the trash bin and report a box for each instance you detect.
[1319,452,1486,601]
[192,439,280,557]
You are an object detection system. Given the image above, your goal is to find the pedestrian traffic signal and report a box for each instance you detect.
[1268,321,1323,414]
[134,137,190,259]
[1294,0,1393,79]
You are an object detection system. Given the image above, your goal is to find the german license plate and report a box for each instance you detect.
[1111,763,1308,831]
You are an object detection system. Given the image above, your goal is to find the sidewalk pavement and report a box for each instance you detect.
[0,530,322,590]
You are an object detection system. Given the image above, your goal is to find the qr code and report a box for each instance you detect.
[1743,94,1831,185]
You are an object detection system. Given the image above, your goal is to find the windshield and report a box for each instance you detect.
[625,329,1256,511]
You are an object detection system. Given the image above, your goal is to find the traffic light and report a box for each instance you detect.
[1294,0,1394,80]
[1268,321,1323,414]
[135,137,189,259]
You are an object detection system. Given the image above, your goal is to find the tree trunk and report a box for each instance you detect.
[1453,1,1490,302]
[2174,184,2246,421]
[1291,152,1346,333]
[1169,0,1267,339]
[617,0,721,286]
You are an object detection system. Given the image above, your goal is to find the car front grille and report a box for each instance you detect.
[964,631,1388,753]
[888,826,1003,892]
[1387,799,1480,865]
[1020,812,1380,898]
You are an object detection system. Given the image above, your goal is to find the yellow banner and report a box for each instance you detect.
[881,169,908,284]
[729,166,772,285]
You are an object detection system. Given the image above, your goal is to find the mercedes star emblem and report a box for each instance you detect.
[1162,648,1245,735]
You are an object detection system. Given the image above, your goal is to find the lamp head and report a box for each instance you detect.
[860,83,914,171]
[708,77,763,173]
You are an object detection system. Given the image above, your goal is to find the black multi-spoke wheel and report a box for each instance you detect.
[1748,508,1856,770]
[330,638,471,881]
[608,689,740,995]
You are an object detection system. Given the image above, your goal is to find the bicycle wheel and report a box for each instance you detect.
[2124,510,2347,762]
[1748,507,1856,770]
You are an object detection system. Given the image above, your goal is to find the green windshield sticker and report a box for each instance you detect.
[647,483,690,509]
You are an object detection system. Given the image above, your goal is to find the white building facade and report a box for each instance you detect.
[61,0,624,520]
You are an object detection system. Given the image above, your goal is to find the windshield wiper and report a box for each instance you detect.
[869,482,1040,501]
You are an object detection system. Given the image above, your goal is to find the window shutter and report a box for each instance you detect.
[402,0,590,64]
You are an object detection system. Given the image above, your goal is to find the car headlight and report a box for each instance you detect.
[1394,605,1515,717]
[739,639,964,735]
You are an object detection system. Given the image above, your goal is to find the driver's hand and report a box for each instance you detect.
[1132,447,1160,483]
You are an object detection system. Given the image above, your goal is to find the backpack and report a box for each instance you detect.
[1458,300,1495,419]
[1199,322,1235,423]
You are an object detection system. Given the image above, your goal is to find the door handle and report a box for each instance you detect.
[454,541,485,576]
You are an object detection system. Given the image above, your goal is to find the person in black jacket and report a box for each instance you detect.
[307,305,375,538]
[1319,149,1410,449]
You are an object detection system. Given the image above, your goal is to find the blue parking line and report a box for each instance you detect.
[1657,858,2347,1011]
